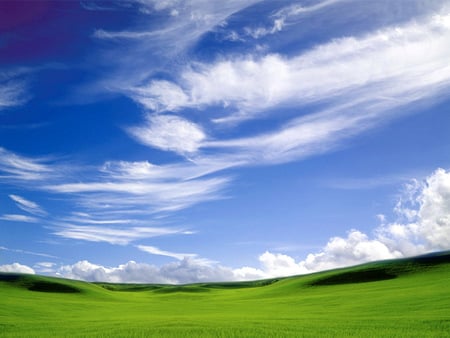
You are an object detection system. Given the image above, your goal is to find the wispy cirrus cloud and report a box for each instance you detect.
[45,174,230,213]
[9,194,47,216]
[52,224,192,245]
[244,0,343,39]
[0,147,230,250]
[83,0,183,15]
[132,13,450,124]
[81,0,264,109]
[0,214,39,223]
[100,159,232,182]
[0,147,55,181]
[0,246,57,259]
[137,244,197,260]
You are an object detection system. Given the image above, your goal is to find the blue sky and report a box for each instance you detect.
[1,0,450,283]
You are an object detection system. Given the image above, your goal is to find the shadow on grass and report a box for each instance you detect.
[27,281,80,293]
[0,273,80,293]
[307,268,397,286]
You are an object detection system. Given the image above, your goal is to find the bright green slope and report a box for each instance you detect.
[1,252,450,337]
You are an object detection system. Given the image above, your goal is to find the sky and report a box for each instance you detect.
[1,0,450,284]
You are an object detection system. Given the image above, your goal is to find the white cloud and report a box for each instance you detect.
[45,175,230,213]
[135,0,181,12]
[93,0,261,52]
[132,12,450,125]
[414,168,450,250]
[120,11,450,170]
[299,230,403,273]
[127,114,206,154]
[237,0,343,40]
[9,194,47,216]
[61,215,134,225]
[34,262,56,268]
[243,168,450,278]
[0,214,39,223]
[53,225,190,245]
[204,108,371,165]
[58,258,234,284]
[33,262,57,273]
[274,0,343,17]
[101,157,238,181]
[0,246,57,259]
[0,263,35,274]
[132,81,189,112]
[56,167,450,283]
[0,147,54,181]
[0,79,28,109]
[0,148,231,230]
[137,244,197,260]
[244,18,284,39]
[93,29,158,40]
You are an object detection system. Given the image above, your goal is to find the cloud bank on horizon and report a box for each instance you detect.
[1,0,450,283]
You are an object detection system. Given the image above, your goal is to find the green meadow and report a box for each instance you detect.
[1,252,450,337]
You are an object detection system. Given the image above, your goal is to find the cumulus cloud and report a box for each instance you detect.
[246,168,450,278]
[0,263,35,274]
[413,168,450,250]
[58,258,235,284]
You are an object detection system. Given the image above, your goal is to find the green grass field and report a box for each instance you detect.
[1,252,450,337]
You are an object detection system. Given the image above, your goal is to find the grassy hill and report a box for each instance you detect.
[1,251,450,337]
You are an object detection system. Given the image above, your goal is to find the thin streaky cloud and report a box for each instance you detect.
[9,194,47,216]
[53,224,192,245]
[0,148,54,181]
[44,175,231,215]
[0,246,57,259]
[60,216,135,225]
[0,214,39,223]
[245,0,344,39]
[136,245,197,260]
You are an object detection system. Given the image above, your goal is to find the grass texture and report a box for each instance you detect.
[1,251,450,337]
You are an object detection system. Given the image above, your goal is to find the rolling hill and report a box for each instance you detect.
[1,251,450,337]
